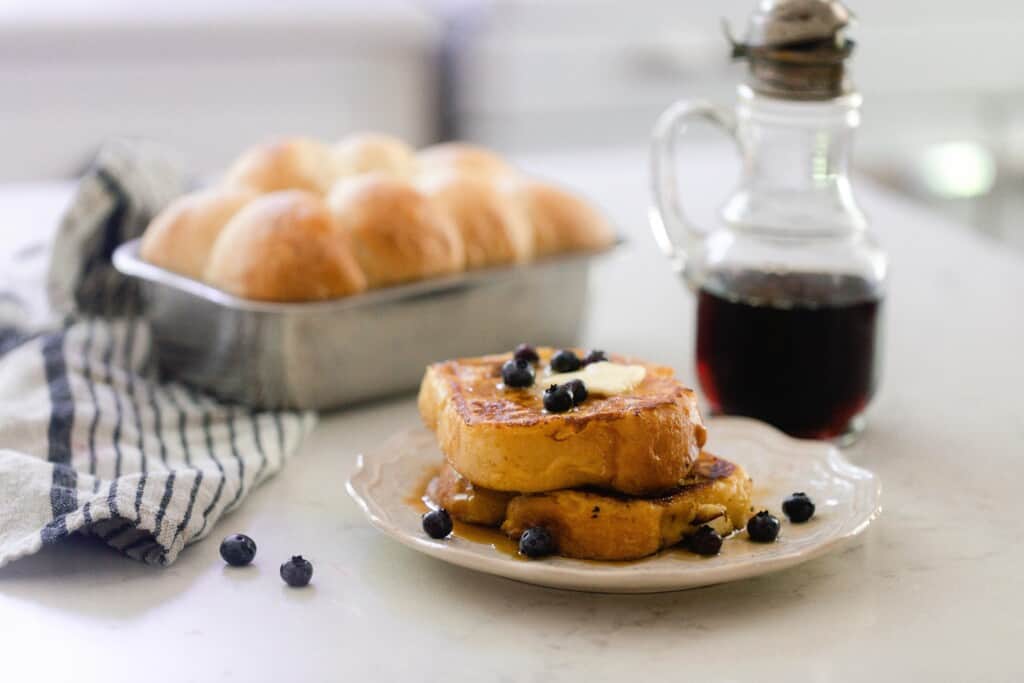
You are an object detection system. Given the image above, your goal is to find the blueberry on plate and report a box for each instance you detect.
[219,533,257,567]
[747,510,781,543]
[501,358,535,388]
[513,343,540,364]
[519,526,555,558]
[280,555,313,587]
[564,378,588,405]
[582,349,608,366]
[542,384,574,413]
[687,525,723,556]
[782,492,815,523]
[422,508,454,539]
[550,349,581,373]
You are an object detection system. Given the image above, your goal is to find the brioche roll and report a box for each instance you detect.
[140,188,255,280]
[505,179,615,257]
[223,137,334,195]
[416,143,516,182]
[417,172,533,268]
[327,175,464,288]
[204,191,366,302]
[332,133,415,178]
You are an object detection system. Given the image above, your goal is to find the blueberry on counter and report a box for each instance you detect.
[782,492,815,523]
[565,378,588,405]
[582,349,608,366]
[543,384,574,413]
[280,555,313,587]
[519,527,555,558]
[746,510,781,543]
[219,533,257,567]
[501,358,535,388]
[550,349,581,373]
[687,525,723,556]
[513,343,540,364]
[422,508,454,539]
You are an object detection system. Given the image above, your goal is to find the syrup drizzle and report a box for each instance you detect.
[408,465,522,559]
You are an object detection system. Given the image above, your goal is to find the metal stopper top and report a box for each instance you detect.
[728,0,855,101]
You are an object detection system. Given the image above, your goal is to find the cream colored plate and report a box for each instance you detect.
[346,417,881,594]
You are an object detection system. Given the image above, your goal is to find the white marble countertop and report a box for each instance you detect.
[1,145,1023,682]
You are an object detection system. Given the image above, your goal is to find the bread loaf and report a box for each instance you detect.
[332,133,415,178]
[223,137,334,195]
[505,179,616,258]
[417,172,533,268]
[141,133,615,302]
[327,175,465,288]
[139,187,255,280]
[416,143,516,182]
[204,191,367,301]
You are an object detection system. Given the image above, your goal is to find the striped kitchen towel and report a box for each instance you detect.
[0,140,316,568]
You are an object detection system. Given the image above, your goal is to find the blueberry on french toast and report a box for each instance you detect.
[542,384,574,413]
[501,358,535,388]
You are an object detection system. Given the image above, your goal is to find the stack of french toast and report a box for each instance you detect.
[417,346,755,561]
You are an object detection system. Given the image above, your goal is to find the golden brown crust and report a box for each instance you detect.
[332,133,415,178]
[204,190,367,301]
[327,175,465,288]
[500,453,753,561]
[426,453,753,561]
[416,143,517,182]
[417,172,534,268]
[426,463,514,526]
[223,137,334,195]
[418,348,706,495]
[505,179,615,258]
[140,187,256,280]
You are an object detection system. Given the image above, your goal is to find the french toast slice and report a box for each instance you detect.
[418,348,707,495]
[427,453,754,561]
[426,462,514,526]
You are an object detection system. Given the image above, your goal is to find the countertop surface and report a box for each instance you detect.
[1,145,1023,682]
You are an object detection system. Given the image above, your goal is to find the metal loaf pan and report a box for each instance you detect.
[113,239,617,411]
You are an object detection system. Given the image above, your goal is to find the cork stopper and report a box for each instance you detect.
[728,0,855,101]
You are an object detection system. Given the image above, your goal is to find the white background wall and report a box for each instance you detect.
[2,0,1023,246]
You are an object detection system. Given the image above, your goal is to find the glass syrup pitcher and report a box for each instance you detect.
[649,0,886,444]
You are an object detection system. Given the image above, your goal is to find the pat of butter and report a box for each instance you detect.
[542,361,646,396]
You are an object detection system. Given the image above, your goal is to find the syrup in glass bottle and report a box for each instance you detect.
[650,0,886,444]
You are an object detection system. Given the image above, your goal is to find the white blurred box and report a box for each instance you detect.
[0,1,442,181]
[442,0,1024,245]
[443,0,1024,160]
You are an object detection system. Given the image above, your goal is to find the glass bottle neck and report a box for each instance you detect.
[721,85,867,239]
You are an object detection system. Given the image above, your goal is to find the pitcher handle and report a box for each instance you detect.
[649,100,738,274]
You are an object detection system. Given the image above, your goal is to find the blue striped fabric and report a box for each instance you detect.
[0,141,315,567]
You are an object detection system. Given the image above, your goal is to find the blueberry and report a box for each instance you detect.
[550,349,581,373]
[782,492,815,523]
[747,510,781,543]
[519,526,555,558]
[564,378,588,405]
[687,525,723,556]
[501,358,535,388]
[280,555,313,587]
[219,533,257,567]
[582,349,608,366]
[543,384,574,413]
[513,343,540,364]
[422,508,453,539]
